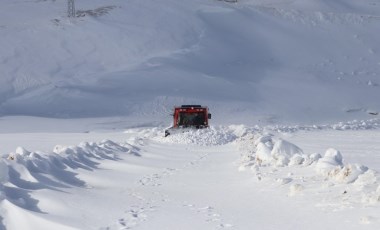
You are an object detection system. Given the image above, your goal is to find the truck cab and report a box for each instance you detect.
[165,105,211,136]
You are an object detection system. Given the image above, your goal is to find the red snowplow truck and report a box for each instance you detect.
[165,105,212,137]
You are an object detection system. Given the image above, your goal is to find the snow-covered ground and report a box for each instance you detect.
[1,0,380,229]
[1,123,380,229]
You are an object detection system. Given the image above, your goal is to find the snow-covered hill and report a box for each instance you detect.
[1,0,379,124]
[1,1,380,229]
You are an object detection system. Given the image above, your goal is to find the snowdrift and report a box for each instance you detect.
[0,139,138,216]
[154,126,239,146]
[265,118,380,133]
[239,131,380,207]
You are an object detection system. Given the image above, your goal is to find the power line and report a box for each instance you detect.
[68,0,76,18]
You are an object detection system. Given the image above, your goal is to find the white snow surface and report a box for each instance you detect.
[1,124,380,229]
[1,0,380,229]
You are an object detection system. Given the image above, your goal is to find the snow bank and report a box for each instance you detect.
[0,161,8,184]
[315,148,370,184]
[255,142,272,164]
[0,160,8,201]
[0,139,138,210]
[155,126,238,146]
[315,148,344,174]
[238,131,380,206]
[271,139,304,167]
[254,135,306,167]
[268,118,380,133]
[354,170,380,189]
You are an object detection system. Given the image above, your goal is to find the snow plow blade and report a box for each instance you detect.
[164,127,198,137]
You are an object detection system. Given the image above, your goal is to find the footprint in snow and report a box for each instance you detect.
[183,204,234,229]
[139,168,178,186]
[219,223,234,228]
[117,208,147,229]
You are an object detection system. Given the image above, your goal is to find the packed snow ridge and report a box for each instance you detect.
[154,126,240,146]
[266,118,380,133]
[0,140,138,210]
[238,131,380,206]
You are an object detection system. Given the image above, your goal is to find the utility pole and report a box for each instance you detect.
[68,0,76,18]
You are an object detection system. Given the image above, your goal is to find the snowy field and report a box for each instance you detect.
[1,118,379,230]
[1,0,380,229]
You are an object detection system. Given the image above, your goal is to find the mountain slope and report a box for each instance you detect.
[0,0,379,124]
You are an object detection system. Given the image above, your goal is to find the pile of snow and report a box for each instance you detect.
[331,119,380,130]
[155,126,238,146]
[267,118,380,133]
[315,148,344,174]
[238,132,380,206]
[0,161,8,201]
[315,148,370,184]
[253,135,308,167]
[0,139,138,209]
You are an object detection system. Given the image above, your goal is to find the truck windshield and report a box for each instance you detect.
[177,112,205,127]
